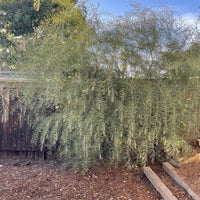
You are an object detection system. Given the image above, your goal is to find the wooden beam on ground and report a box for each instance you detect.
[163,162,200,200]
[197,139,200,147]
[144,167,177,200]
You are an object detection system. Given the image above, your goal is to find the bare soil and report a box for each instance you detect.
[0,145,199,200]
[151,164,192,200]
[175,146,200,197]
[0,159,162,200]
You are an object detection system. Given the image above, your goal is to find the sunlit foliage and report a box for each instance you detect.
[1,2,200,171]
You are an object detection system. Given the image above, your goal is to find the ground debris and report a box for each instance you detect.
[0,158,162,200]
[13,160,32,167]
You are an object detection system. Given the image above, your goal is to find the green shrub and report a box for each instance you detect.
[6,3,200,170]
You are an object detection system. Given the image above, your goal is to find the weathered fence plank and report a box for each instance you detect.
[0,70,44,159]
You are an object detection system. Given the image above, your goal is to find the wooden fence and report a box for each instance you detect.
[0,70,45,160]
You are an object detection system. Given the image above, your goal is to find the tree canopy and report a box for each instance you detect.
[0,0,53,36]
[1,2,200,171]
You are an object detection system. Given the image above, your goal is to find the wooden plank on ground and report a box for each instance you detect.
[163,162,200,200]
[144,167,177,200]
[197,139,200,146]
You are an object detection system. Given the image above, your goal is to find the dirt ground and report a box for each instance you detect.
[0,159,162,200]
[151,164,193,200]
[0,145,199,200]
[175,145,200,197]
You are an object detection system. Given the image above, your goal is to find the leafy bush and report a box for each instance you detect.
[4,3,200,170]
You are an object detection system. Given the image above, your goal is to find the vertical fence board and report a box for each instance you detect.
[0,75,44,159]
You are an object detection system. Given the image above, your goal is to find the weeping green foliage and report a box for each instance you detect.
[0,85,10,122]
[5,3,200,170]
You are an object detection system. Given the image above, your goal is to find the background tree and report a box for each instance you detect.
[0,0,55,67]
[0,0,53,36]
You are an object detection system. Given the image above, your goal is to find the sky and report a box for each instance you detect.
[91,0,200,19]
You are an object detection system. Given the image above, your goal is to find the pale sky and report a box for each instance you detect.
[91,0,200,17]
